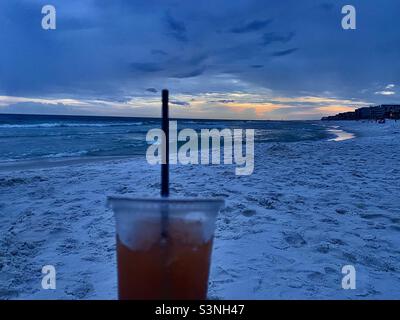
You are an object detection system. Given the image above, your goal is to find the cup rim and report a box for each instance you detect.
[107,195,225,205]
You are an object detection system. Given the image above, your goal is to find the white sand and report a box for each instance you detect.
[1,120,400,299]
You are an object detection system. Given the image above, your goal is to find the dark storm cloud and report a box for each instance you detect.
[230,19,272,33]
[164,12,187,42]
[271,48,298,57]
[145,88,158,93]
[172,67,206,79]
[210,100,236,103]
[1,0,400,116]
[170,100,190,107]
[262,32,295,46]
[188,54,209,66]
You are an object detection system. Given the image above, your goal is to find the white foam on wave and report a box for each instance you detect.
[327,128,355,142]
[0,122,143,129]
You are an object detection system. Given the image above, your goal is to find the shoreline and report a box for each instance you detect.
[0,122,354,172]
[0,155,135,172]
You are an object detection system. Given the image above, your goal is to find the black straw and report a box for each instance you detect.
[161,89,169,197]
[160,90,169,241]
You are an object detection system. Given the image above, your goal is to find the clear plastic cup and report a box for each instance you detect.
[107,196,225,300]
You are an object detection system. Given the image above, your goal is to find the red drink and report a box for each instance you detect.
[109,197,224,300]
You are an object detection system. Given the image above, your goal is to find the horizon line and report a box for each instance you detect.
[0,112,322,122]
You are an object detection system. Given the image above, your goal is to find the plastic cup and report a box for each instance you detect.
[107,196,225,300]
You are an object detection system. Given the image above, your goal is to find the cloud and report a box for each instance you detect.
[262,32,295,45]
[211,99,236,103]
[375,91,396,96]
[0,95,89,107]
[172,67,206,78]
[145,88,158,93]
[164,12,187,42]
[0,89,370,120]
[0,102,84,115]
[171,100,190,107]
[230,19,272,33]
[1,0,400,119]
[271,48,298,57]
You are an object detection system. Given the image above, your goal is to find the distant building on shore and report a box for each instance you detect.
[322,104,400,121]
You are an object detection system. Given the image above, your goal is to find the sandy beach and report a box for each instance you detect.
[1,120,400,299]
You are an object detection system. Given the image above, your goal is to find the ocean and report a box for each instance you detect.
[0,114,333,163]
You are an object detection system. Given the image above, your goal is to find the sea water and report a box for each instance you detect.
[0,114,333,164]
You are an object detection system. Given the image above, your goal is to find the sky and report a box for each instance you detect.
[0,0,399,120]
